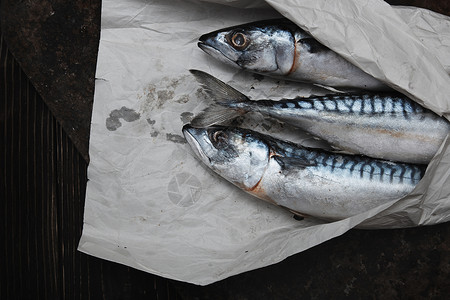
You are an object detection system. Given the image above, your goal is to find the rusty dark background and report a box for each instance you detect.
[1,0,450,299]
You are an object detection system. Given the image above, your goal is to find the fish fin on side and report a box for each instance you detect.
[273,155,316,171]
[190,105,242,127]
[189,69,250,105]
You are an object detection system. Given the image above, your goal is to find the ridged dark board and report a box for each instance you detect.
[0,34,182,300]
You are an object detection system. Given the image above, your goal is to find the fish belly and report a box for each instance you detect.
[252,157,418,220]
[273,111,449,164]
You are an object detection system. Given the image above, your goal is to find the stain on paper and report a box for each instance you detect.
[195,87,209,100]
[157,90,175,106]
[180,112,194,123]
[166,133,186,144]
[141,75,191,114]
[106,107,140,131]
[146,118,160,137]
[175,95,190,104]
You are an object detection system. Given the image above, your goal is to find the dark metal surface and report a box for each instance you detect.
[1,1,450,299]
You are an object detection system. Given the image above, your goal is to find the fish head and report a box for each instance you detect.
[198,20,296,75]
[183,125,269,190]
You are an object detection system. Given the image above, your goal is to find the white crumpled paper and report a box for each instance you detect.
[79,0,450,285]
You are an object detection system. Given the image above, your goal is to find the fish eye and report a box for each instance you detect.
[228,31,250,50]
[210,130,228,146]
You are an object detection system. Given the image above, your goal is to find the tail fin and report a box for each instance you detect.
[189,69,250,105]
[190,106,242,127]
[189,70,250,127]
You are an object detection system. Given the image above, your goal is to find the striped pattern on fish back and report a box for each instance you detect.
[271,139,425,186]
[256,93,428,118]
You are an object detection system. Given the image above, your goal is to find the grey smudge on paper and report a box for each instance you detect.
[140,75,191,115]
[195,87,209,100]
[146,118,159,137]
[106,107,140,131]
[175,94,190,104]
[167,172,202,207]
[166,133,186,144]
[180,112,194,123]
[157,90,174,104]
[145,88,174,110]
[167,76,182,89]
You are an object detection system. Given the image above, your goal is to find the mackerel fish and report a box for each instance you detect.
[198,19,389,91]
[183,124,425,220]
[190,70,450,164]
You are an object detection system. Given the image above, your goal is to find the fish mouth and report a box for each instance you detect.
[197,41,216,54]
[182,124,211,165]
[197,41,240,68]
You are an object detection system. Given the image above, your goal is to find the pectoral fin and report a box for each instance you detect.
[273,155,316,172]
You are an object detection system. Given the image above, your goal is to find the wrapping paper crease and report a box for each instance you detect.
[79,0,450,285]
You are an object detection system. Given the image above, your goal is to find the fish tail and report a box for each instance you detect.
[190,105,242,127]
[189,69,249,126]
[189,69,250,105]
